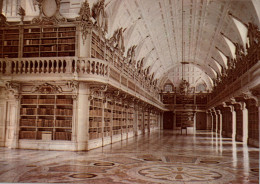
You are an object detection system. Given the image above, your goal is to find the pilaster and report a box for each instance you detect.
[76,82,90,150]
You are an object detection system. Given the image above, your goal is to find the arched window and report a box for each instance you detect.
[164,84,173,92]
[196,83,206,92]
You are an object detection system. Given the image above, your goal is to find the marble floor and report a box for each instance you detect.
[0,130,259,184]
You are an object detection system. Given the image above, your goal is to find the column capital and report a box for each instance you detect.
[229,97,247,110]
[222,102,235,112]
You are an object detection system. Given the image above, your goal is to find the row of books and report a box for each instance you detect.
[58,32,76,37]
[20,131,36,139]
[20,119,36,126]
[56,99,73,104]
[3,40,19,46]
[89,132,102,140]
[90,100,102,107]
[113,130,121,135]
[89,109,102,116]
[58,44,75,51]
[104,111,111,117]
[21,108,37,115]
[55,120,72,127]
[3,47,18,52]
[104,122,110,127]
[42,33,57,38]
[24,27,76,33]
[103,131,110,137]
[56,108,73,116]
[24,39,40,45]
[58,38,75,44]
[3,34,19,39]
[38,108,54,115]
[55,132,71,140]
[25,28,41,33]
[89,121,102,128]
[40,45,57,52]
[39,99,55,104]
[24,46,39,52]
[37,119,54,127]
[3,53,18,58]
[21,98,38,104]
[24,34,40,39]
[112,120,123,126]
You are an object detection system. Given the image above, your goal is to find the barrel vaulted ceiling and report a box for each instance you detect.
[3,0,260,90]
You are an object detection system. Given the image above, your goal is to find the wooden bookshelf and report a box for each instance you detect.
[23,26,76,58]
[0,29,20,58]
[150,112,158,129]
[138,111,142,131]
[19,95,73,141]
[104,101,112,137]
[122,104,127,134]
[91,32,105,59]
[144,111,148,130]
[127,106,134,133]
[112,102,122,135]
[89,97,103,140]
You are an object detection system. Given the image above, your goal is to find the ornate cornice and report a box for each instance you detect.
[32,83,63,94]
[32,0,66,25]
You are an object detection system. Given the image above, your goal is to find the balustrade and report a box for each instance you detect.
[0,57,161,104]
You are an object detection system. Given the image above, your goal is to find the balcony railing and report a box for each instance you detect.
[0,57,162,108]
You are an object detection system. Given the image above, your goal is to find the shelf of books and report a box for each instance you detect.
[127,105,134,137]
[144,111,149,132]
[121,104,127,139]
[112,102,122,137]
[0,29,20,58]
[150,112,158,130]
[19,94,73,141]
[138,110,143,134]
[23,26,76,58]
[89,97,103,140]
[91,31,105,59]
[105,45,113,62]
[104,100,112,138]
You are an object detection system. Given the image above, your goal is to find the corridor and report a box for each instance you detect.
[0,130,259,184]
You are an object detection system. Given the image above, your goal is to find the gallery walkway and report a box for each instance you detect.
[0,130,259,183]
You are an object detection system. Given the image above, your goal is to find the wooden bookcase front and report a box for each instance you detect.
[20,94,73,141]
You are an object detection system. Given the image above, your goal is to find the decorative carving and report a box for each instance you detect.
[243,91,259,106]
[5,82,20,96]
[32,0,66,25]
[32,83,63,94]
[77,0,93,44]
[0,14,8,26]
[18,7,26,23]
[179,80,190,94]
[127,45,137,67]
[92,0,108,33]
[109,28,125,52]
[90,85,107,96]
[67,81,78,92]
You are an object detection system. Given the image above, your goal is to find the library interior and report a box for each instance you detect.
[0,0,259,183]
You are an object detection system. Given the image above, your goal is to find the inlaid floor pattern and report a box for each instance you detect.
[0,130,259,183]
